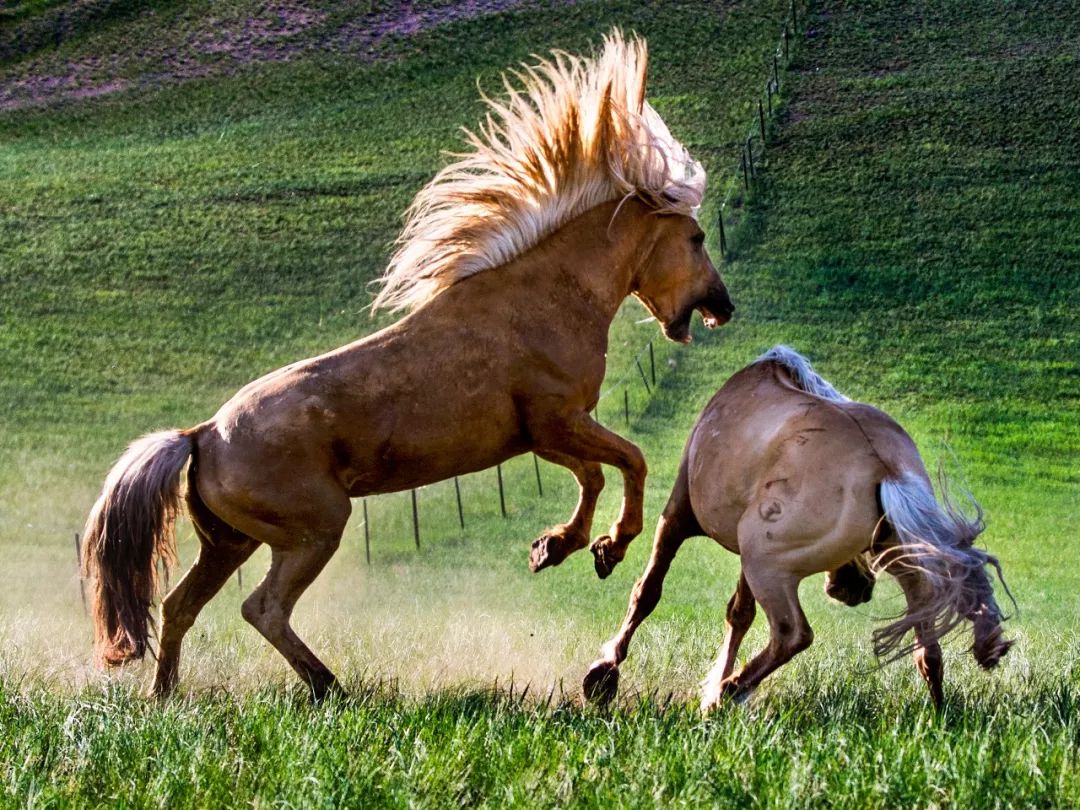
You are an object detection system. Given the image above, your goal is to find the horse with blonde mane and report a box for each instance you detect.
[81,31,733,699]
[583,347,1012,710]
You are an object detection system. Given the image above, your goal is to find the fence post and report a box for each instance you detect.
[363,498,371,565]
[74,532,86,614]
[454,477,465,529]
[648,341,656,387]
[496,464,507,518]
[758,98,767,142]
[623,389,630,425]
[532,454,543,497]
[746,135,756,179]
[718,206,727,256]
[741,148,750,190]
[635,358,651,394]
[411,489,420,549]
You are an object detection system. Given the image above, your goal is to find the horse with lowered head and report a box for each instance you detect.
[81,31,733,699]
[583,346,1012,710]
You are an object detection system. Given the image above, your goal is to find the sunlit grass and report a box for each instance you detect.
[0,0,1077,805]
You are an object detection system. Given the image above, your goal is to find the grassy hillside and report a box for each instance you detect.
[1,0,1078,805]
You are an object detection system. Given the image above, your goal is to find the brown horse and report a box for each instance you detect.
[583,346,1012,710]
[80,32,732,698]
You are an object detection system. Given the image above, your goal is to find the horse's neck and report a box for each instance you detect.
[514,198,651,323]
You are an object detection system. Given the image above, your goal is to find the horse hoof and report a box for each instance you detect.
[582,660,619,705]
[590,535,617,579]
[529,535,560,573]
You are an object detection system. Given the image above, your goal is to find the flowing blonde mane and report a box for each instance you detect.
[372,29,707,313]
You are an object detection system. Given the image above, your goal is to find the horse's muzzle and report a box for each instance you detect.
[663,289,734,343]
[698,287,735,330]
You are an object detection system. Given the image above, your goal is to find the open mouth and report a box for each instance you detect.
[662,308,694,344]
[699,304,732,330]
[663,297,733,344]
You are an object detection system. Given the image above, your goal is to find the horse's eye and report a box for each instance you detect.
[691,233,705,247]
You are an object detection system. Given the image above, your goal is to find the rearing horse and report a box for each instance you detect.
[81,31,733,698]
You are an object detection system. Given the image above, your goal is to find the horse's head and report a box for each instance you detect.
[633,214,733,344]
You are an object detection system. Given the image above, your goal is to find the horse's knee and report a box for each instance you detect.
[582,464,605,496]
[775,621,813,658]
[790,624,814,655]
[159,593,196,639]
[241,592,276,634]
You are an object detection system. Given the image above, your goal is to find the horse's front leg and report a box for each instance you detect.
[528,450,605,572]
[531,410,646,578]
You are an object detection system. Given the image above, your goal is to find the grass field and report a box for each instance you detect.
[1,0,1078,805]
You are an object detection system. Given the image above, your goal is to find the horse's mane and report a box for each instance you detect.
[756,345,852,402]
[372,29,707,313]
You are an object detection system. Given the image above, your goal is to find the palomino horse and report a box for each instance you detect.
[583,347,1012,710]
[81,31,732,698]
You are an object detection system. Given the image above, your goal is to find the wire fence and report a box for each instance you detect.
[70,0,807,603]
[326,0,807,569]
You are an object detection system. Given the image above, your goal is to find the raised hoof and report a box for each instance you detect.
[582,660,620,705]
[529,534,566,573]
[590,535,622,579]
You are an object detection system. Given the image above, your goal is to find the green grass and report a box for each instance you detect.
[1,0,1078,805]
[5,663,1080,807]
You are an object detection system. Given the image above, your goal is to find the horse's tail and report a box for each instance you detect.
[81,429,193,667]
[872,471,1014,669]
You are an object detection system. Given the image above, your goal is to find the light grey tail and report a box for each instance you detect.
[81,430,192,667]
[873,472,1013,668]
[756,345,850,402]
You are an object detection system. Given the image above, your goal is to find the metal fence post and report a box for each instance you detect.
[496,464,507,518]
[411,489,420,549]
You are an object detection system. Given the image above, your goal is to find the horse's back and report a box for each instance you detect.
[685,361,923,572]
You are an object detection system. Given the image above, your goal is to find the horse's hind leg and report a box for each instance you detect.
[241,534,343,701]
[892,568,945,708]
[704,559,812,711]
[151,488,259,698]
[700,573,756,708]
[582,464,700,704]
[529,450,604,572]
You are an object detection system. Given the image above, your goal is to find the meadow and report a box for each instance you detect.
[1,0,1077,805]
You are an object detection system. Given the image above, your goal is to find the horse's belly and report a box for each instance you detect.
[347,434,530,496]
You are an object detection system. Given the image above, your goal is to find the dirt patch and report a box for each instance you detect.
[0,0,577,112]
